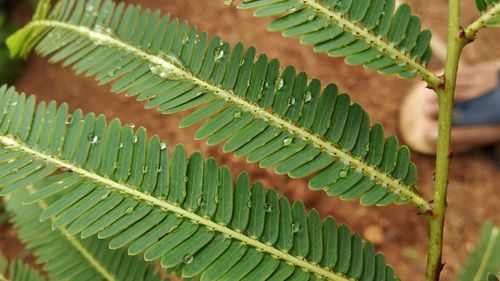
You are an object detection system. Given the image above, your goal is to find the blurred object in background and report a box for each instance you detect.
[0,0,23,84]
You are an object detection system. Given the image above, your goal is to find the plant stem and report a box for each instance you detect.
[425,0,466,280]
[464,2,500,40]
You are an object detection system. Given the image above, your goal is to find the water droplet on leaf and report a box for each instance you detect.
[339,170,348,178]
[85,3,94,12]
[88,133,99,144]
[303,91,312,102]
[183,254,193,264]
[283,137,292,146]
[277,78,284,90]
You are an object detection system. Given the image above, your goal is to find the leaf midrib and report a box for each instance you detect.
[472,227,499,281]
[0,135,349,281]
[301,0,440,88]
[23,185,117,281]
[20,20,430,212]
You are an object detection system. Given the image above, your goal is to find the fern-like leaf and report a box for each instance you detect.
[458,222,500,281]
[0,85,399,281]
[6,0,431,211]
[4,181,165,281]
[0,252,44,281]
[235,0,439,86]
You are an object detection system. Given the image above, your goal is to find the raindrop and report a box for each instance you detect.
[276,78,284,90]
[88,133,99,144]
[339,170,348,178]
[214,47,224,60]
[10,101,17,106]
[125,207,134,213]
[303,91,312,102]
[65,115,73,124]
[149,64,160,75]
[365,144,370,151]
[283,137,292,146]
[160,142,167,150]
[291,223,300,233]
[119,143,124,149]
[142,165,148,173]
[132,135,138,143]
[288,97,295,106]
[264,203,272,212]
[159,71,169,79]
[183,254,194,264]
[184,176,189,182]
[156,164,162,172]
[85,3,94,12]
[129,123,136,129]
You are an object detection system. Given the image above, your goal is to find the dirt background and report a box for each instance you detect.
[1,0,499,280]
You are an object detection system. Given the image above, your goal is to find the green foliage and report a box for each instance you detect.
[237,0,434,81]
[6,0,430,211]
[458,222,500,281]
[5,182,164,281]
[0,85,398,281]
[475,0,500,26]
[0,3,22,84]
[0,251,44,281]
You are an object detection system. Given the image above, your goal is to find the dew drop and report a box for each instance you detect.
[184,176,189,182]
[291,223,300,233]
[264,203,273,212]
[183,254,194,264]
[149,64,159,75]
[156,164,162,172]
[65,115,73,124]
[132,135,138,143]
[10,101,17,106]
[119,143,124,149]
[276,78,284,90]
[85,3,94,12]
[339,170,348,178]
[303,91,312,102]
[288,97,295,106]
[160,142,167,150]
[125,207,134,213]
[129,123,136,129]
[159,71,169,79]
[214,47,225,61]
[283,137,292,146]
[142,165,148,173]
[88,133,99,144]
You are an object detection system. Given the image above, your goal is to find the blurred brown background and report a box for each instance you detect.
[1,0,499,280]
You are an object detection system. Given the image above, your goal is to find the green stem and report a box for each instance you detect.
[425,0,466,280]
[464,2,500,40]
